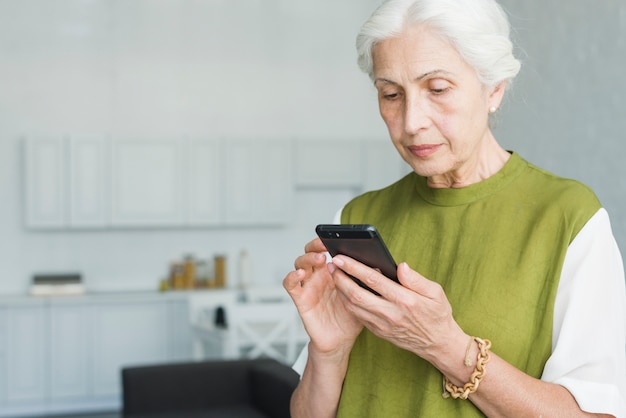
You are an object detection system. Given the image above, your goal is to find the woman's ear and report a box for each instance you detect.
[488,81,507,110]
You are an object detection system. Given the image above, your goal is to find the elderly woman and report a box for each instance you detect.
[283,0,626,417]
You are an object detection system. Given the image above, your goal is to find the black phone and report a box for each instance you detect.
[315,224,399,294]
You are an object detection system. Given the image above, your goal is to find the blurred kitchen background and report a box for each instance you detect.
[0,0,625,417]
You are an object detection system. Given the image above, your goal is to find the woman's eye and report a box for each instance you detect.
[429,81,451,95]
[381,91,401,100]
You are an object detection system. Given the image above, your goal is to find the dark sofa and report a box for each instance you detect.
[121,358,299,418]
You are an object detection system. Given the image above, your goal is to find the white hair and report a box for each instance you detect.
[356,0,521,87]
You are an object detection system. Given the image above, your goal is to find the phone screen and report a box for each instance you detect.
[315,224,398,294]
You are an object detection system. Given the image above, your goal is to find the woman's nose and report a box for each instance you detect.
[404,96,431,134]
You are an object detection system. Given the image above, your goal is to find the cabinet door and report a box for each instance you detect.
[69,136,108,228]
[362,140,411,192]
[91,301,169,396]
[111,139,185,226]
[167,299,193,361]
[223,139,293,225]
[5,304,46,403]
[294,140,362,188]
[49,303,90,400]
[23,137,67,228]
[187,140,220,225]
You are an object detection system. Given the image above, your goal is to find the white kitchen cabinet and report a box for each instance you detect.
[362,140,411,192]
[187,139,221,225]
[23,136,106,229]
[294,140,362,188]
[22,138,404,229]
[167,299,194,361]
[292,139,409,191]
[111,138,185,226]
[49,301,90,400]
[5,302,47,404]
[110,138,293,226]
[69,136,108,228]
[24,137,294,229]
[223,139,293,225]
[0,293,192,418]
[91,299,169,396]
[23,137,67,228]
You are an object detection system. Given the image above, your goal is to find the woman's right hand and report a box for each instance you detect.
[283,237,363,355]
[285,238,361,418]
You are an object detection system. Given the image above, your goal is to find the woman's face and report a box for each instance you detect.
[372,25,505,187]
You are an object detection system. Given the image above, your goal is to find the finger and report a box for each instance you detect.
[304,237,327,253]
[331,255,401,298]
[332,268,390,328]
[294,251,328,271]
[397,262,444,300]
[283,268,306,293]
[331,264,416,344]
[330,260,391,319]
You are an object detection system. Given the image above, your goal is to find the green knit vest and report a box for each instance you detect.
[336,153,600,417]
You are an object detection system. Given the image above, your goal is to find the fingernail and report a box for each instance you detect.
[332,256,344,267]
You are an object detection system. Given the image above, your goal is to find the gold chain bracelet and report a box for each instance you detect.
[442,337,492,400]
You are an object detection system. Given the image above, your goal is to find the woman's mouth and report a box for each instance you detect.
[408,144,442,158]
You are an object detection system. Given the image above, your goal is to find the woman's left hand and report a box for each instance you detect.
[329,255,468,370]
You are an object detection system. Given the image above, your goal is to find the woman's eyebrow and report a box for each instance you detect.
[373,77,398,86]
[374,69,452,86]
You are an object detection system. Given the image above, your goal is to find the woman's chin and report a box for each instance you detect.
[408,161,449,179]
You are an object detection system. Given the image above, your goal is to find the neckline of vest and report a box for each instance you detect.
[412,151,527,206]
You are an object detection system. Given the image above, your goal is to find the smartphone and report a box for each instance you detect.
[315,224,399,294]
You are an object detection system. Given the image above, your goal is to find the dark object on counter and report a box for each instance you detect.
[33,273,82,284]
[30,273,84,296]
[121,358,299,418]
[215,306,227,328]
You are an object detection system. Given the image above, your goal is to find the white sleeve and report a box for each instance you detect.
[332,207,343,224]
[542,208,626,417]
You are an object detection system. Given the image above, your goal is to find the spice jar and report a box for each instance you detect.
[214,255,227,288]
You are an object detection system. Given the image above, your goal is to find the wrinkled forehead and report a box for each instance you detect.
[371,24,470,81]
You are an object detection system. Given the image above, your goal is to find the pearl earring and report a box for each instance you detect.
[489,106,498,114]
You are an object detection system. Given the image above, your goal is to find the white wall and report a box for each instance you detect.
[0,0,386,294]
[1,0,625,295]
[496,1,626,245]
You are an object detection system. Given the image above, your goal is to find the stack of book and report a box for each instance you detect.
[30,273,85,296]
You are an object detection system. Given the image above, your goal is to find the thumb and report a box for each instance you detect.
[397,262,441,299]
